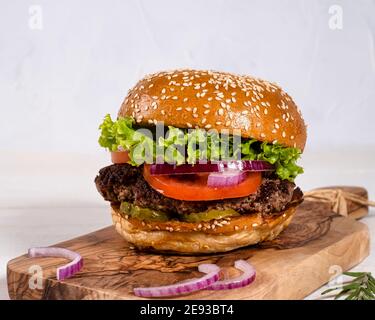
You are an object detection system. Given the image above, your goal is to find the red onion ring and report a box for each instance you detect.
[207,171,247,187]
[28,247,83,281]
[207,260,256,290]
[133,263,220,297]
[150,160,274,175]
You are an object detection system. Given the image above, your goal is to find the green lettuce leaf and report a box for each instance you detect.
[98,114,303,181]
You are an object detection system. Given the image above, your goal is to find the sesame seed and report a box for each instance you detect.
[218,108,224,116]
[291,135,295,140]
[252,223,258,227]
[241,110,249,115]
[204,109,210,114]
[205,124,212,129]
[204,104,210,109]
[260,133,266,138]
[216,121,222,125]
[225,120,231,126]
[161,110,166,115]
[202,118,207,124]
[264,109,268,115]
[282,131,286,138]
[193,107,197,113]
[275,123,280,129]
[186,122,192,128]
[234,225,240,231]
[161,88,166,94]
[172,96,178,100]
[183,97,188,102]
[256,122,261,127]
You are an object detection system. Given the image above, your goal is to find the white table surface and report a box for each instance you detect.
[1,149,374,300]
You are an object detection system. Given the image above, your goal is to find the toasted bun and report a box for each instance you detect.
[111,205,297,254]
[119,69,306,150]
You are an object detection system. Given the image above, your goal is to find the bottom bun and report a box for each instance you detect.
[111,205,297,254]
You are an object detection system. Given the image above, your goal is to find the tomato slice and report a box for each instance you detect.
[143,165,262,201]
[111,151,130,164]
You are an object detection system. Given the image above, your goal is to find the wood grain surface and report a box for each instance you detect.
[7,186,370,300]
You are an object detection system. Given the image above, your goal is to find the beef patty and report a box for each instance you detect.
[95,164,303,217]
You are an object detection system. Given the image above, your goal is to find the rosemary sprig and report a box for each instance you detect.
[321,272,375,300]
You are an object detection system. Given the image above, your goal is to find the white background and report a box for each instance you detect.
[0,0,375,300]
[1,0,375,152]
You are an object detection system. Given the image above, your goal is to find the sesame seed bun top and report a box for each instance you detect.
[118,69,307,150]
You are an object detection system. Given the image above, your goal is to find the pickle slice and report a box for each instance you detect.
[120,202,171,222]
[120,202,240,223]
[181,208,240,222]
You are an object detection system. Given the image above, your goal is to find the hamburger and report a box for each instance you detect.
[95,69,306,254]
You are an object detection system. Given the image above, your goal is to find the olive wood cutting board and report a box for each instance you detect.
[7,186,370,300]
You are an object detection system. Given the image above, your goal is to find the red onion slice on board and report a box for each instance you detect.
[133,264,220,297]
[28,247,83,281]
[206,260,256,290]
